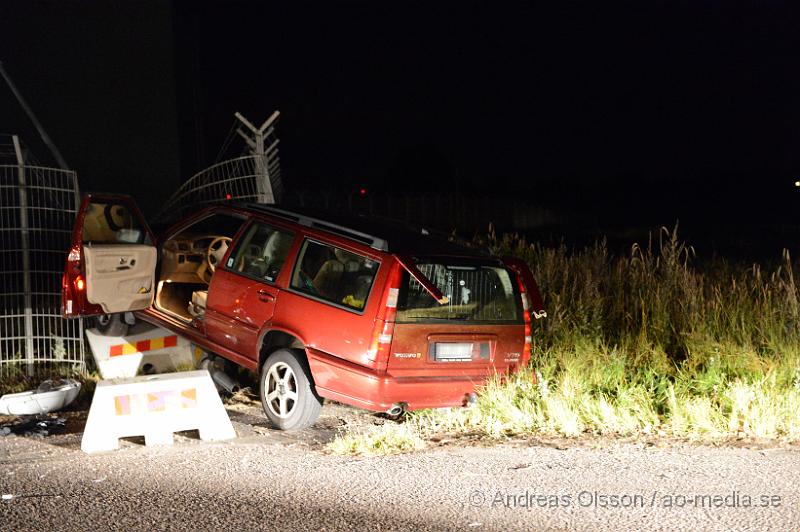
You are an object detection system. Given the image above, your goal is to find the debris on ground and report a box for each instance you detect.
[226,387,259,405]
[0,417,67,437]
[0,378,81,415]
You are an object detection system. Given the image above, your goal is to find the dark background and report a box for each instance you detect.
[1,1,798,255]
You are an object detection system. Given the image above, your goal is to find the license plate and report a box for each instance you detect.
[433,342,475,362]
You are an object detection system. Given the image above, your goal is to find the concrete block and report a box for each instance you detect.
[86,324,193,379]
[81,370,236,454]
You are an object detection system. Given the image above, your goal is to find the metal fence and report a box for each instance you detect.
[155,111,282,225]
[0,150,85,377]
[155,154,282,225]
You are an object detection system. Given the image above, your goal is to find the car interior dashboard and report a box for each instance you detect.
[156,233,230,321]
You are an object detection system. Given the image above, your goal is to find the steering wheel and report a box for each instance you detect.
[206,236,232,273]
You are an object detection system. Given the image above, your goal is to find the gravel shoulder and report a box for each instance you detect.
[1,401,799,531]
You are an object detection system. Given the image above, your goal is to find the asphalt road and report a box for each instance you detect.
[1,402,798,531]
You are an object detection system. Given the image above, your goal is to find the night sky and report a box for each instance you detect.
[1,2,798,244]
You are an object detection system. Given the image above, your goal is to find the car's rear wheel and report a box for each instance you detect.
[260,349,322,430]
[94,313,129,336]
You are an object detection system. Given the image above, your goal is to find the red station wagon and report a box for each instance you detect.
[62,194,546,429]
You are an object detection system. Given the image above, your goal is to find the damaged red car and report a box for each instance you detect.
[62,194,546,429]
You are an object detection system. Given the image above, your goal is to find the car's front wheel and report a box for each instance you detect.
[260,349,323,430]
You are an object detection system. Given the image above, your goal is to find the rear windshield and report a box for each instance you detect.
[396,261,522,323]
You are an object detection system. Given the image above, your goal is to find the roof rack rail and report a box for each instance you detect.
[244,204,389,251]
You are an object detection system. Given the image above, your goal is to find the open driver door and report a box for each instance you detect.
[62,194,157,318]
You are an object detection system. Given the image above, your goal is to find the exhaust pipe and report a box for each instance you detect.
[199,355,240,394]
[386,403,406,416]
[209,366,239,394]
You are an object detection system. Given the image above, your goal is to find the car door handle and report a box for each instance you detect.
[257,289,275,302]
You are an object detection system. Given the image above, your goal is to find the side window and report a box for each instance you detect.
[82,201,150,245]
[290,239,379,311]
[227,222,294,283]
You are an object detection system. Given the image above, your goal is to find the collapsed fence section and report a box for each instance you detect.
[155,111,282,226]
[155,155,279,225]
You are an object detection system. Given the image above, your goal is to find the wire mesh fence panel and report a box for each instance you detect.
[155,155,281,226]
[155,113,281,226]
[0,163,85,378]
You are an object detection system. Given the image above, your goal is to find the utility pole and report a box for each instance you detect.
[0,61,70,171]
[234,110,280,204]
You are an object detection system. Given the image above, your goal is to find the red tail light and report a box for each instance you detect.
[367,317,395,364]
[67,244,85,293]
[515,273,533,366]
[62,243,83,317]
[367,263,402,369]
[67,245,81,263]
[522,308,532,365]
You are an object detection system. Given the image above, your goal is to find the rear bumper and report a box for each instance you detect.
[307,349,491,411]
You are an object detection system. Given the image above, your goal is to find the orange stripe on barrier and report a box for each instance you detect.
[109,335,180,357]
[181,388,197,409]
[114,395,131,416]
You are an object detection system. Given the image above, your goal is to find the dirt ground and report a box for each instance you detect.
[0,393,380,455]
[2,397,800,531]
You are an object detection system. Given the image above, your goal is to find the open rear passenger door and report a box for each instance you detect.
[62,194,157,318]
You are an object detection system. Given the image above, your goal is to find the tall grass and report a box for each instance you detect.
[328,227,800,454]
[489,225,800,352]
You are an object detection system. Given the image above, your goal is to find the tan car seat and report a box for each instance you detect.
[189,289,208,318]
[312,258,344,297]
[334,248,361,273]
[263,231,294,279]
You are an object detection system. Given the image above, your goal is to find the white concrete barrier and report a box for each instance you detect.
[85,324,193,379]
[81,370,236,454]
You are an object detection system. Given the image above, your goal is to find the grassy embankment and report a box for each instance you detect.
[329,226,800,455]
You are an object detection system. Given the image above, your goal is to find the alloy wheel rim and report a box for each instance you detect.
[266,361,298,419]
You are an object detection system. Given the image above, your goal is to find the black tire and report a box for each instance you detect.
[260,348,323,430]
[94,313,129,336]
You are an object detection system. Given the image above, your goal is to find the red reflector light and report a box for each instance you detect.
[523,308,532,363]
[516,271,533,366]
[367,265,402,366]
